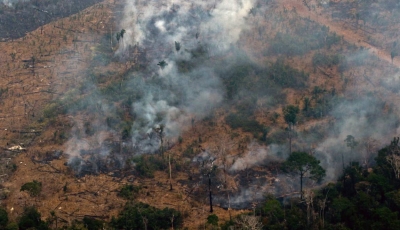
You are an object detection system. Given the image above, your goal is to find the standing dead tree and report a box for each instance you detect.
[386,137,400,179]
[234,215,263,230]
[196,152,216,213]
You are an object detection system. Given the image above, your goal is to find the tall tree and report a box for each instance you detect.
[283,105,299,153]
[157,60,168,69]
[344,135,358,171]
[282,152,325,199]
[116,29,126,46]
[391,50,397,63]
[175,41,181,52]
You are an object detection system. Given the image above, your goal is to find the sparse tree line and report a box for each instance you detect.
[6,137,400,229]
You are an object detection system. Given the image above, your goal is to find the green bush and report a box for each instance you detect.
[118,184,141,200]
[20,180,42,197]
[132,155,167,178]
[207,214,219,226]
[82,217,103,230]
[5,222,18,230]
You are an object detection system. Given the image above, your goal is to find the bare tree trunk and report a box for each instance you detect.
[228,192,231,220]
[170,214,174,230]
[289,130,292,153]
[208,173,213,213]
[300,172,303,200]
[169,153,172,190]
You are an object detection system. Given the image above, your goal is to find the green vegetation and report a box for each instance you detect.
[302,86,342,119]
[0,87,8,98]
[132,155,167,178]
[221,59,308,101]
[219,139,400,230]
[20,180,42,197]
[225,113,267,140]
[312,53,341,68]
[110,202,183,230]
[5,222,18,230]
[282,152,326,199]
[1,139,399,230]
[267,23,340,57]
[157,60,168,69]
[207,214,219,226]
[118,184,141,200]
[82,217,104,230]
[283,105,299,125]
[268,59,309,88]
[18,206,48,230]
[0,208,8,229]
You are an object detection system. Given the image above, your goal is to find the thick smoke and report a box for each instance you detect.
[119,0,255,153]
[313,95,400,181]
[63,0,256,173]
[1,0,29,6]
[120,0,254,53]
[58,0,400,208]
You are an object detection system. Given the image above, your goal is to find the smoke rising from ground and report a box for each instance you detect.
[120,0,254,53]
[63,0,256,173]
[119,0,255,153]
[57,0,400,207]
[0,0,25,6]
[230,142,285,172]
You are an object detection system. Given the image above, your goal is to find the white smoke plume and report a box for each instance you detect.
[0,0,25,6]
[120,0,254,52]
[118,0,255,153]
[230,142,285,172]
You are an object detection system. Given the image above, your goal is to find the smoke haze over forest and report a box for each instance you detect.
[3,1,400,226]
[53,0,400,207]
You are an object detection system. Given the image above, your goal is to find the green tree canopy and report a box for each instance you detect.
[283,105,299,125]
[0,207,8,228]
[282,152,326,199]
[345,135,358,149]
[18,206,49,230]
[20,180,42,197]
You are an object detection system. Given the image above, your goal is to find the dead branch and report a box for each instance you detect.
[317,66,332,78]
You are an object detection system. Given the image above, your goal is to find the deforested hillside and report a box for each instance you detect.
[1,0,400,229]
[0,0,104,40]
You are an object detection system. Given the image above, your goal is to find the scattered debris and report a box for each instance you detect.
[8,145,25,151]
